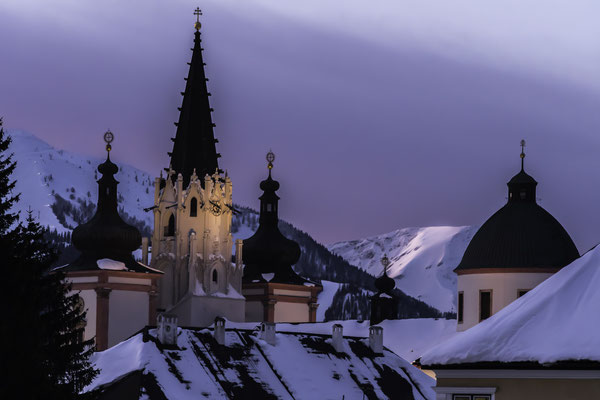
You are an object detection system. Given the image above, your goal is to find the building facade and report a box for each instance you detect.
[241,153,322,323]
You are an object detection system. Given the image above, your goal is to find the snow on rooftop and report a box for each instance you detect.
[96,258,127,271]
[86,326,435,399]
[421,246,600,366]
[269,318,458,363]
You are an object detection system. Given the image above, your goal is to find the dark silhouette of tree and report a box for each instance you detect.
[0,119,97,398]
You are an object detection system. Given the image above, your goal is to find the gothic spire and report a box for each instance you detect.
[169,8,220,187]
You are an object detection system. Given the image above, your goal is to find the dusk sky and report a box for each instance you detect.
[2,1,600,250]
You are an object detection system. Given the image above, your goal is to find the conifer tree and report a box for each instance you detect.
[0,119,97,398]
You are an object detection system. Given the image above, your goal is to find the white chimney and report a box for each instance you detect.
[157,313,178,346]
[332,324,344,352]
[260,322,276,345]
[214,317,226,345]
[369,326,383,354]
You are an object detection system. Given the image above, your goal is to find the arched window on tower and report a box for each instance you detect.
[212,269,218,283]
[190,197,198,217]
[165,214,175,237]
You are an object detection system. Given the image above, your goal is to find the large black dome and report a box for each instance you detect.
[456,167,579,272]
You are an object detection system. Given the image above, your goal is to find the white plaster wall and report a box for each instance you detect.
[457,272,553,331]
[274,302,310,323]
[75,289,97,342]
[107,276,151,285]
[70,276,98,283]
[108,290,149,347]
[273,289,310,297]
[245,301,264,322]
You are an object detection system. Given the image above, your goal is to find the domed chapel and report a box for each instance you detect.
[455,141,579,331]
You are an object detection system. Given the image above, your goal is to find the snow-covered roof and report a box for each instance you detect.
[87,326,434,399]
[421,246,600,367]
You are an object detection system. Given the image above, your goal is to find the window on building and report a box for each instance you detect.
[190,197,198,217]
[267,203,272,212]
[520,190,526,200]
[458,292,464,323]
[165,214,175,237]
[480,290,492,321]
[212,269,218,283]
[517,289,529,298]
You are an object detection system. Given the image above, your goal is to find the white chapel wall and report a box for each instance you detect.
[108,290,149,347]
[458,272,554,331]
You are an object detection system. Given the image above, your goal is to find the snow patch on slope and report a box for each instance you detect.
[8,129,154,231]
[328,226,477,313]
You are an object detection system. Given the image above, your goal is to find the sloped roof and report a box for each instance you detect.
[87,326,434,399]
[422,246,600,368]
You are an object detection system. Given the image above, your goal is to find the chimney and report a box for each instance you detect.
[214,317,225,345]
[369,326,383,354]
[332,324,344,352]
[157,313,178,346]
[142,237,149,264]
[260,322,276,345]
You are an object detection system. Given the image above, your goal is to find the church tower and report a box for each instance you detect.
[150,9,244,327]
[370,254,398,325]
[242,152,322,323]
[454,141,579,331]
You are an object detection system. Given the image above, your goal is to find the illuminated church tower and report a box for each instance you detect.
[150,9,244,327]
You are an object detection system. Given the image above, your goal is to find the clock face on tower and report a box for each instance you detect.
[210,201,221,216]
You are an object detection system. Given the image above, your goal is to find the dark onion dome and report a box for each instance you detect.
[59,135,158,273]
[370,255,398,325]
[455,152,579,273]
[374,272,395,293]
[242,153,312,285]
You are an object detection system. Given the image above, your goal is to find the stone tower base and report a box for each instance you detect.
[168,294,245,328]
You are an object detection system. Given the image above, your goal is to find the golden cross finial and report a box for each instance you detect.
[520,139,526,170]
[194,7,202,31]
[103,130,114,153]
[266,150,275,170]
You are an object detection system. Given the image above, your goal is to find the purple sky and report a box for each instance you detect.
[2,1,600,251]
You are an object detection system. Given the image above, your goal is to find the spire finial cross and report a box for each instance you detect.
[194,7,202,30]
[520,139,526,171]
[103,130,114,154]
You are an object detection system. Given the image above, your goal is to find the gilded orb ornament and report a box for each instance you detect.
[266,150,275,169]
[104,130,114,152]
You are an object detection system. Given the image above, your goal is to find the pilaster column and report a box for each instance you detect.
[308,302,319,323]
[263,299,277,322]
[94,287,112,351]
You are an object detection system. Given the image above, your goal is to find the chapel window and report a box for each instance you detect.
[479,290,492,321]
[458,292,464,323]
[212,269,218,283]
[165,214,175,237]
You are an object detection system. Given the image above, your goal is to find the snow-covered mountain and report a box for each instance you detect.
[328,226,478,313]
[9,130,155,233]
